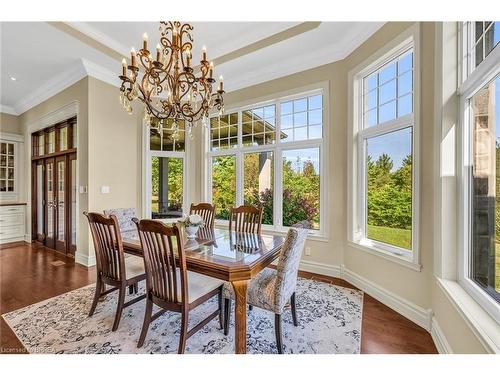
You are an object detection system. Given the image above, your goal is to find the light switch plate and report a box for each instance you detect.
[100,186,110,194]
[79,186,87,194]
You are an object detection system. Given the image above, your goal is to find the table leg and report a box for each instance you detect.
[231,279,249,354]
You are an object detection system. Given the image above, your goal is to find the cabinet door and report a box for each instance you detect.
[44,158,56,249]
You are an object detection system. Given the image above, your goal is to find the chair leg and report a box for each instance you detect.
[218,288,223,330]
[223,298,231,336]
[291,292,298,327]
[112,285,126,331]
[89,277,102,317]
[133,283,138,294]
[248,304,253,311]
[128,285,134,295]
[137,296,153,348]
[178,310,189,354]
[275,314,283,354]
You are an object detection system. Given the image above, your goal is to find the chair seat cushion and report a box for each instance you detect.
[185,271,223,303]
[125,256,145,279]
[222,268,279,313]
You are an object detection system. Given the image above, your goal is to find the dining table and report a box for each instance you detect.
[121,226,285,354]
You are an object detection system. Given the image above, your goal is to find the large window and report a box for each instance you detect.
[351,34,418,265]
[460,21,500,321]
[146,118,186,219]
[208,88,326,233]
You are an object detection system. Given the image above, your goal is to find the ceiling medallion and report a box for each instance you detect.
[119,21,225,139]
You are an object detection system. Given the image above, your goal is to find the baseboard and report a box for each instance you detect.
[299,259,342,278]
[75,251,96,268]
[431,317,453,354]
[341,265,433,331]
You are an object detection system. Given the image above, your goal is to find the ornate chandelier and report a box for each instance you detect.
[118,21,225,139]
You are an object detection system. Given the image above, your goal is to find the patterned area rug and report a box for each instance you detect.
[2,278,363,354]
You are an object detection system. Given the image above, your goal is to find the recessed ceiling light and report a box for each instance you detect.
[10,76,16,81]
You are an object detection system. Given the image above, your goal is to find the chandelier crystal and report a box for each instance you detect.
[119,21,225,138]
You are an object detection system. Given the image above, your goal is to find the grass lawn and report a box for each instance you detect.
[367,224,412,250]
[496,243,500,292]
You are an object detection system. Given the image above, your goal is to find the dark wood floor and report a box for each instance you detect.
[0,242,437,354]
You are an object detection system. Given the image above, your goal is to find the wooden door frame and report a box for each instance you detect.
[68,153,77,256]
[31,159,45,243]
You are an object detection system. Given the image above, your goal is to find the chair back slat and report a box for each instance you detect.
[189,203,215,228]
[84,211,125,282]
[134,219,187,305]
[229,205,263,234]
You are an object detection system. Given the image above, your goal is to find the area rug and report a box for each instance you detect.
[2,278,363,354]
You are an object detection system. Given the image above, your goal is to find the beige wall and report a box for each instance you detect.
[0,112,22,135]
[19,77,90,260]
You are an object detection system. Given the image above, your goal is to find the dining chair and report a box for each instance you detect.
[83,211,146,331]
[222,227,308,353]
[189,203,216,229]
[132,218,224,353]
[228,205,263,235]
[103,207,137,239]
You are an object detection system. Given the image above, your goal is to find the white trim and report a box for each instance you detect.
[0,105,17,115]
[299,260,341,278]
[75,252,96,268]
[142,117,190,219]
[430,317,453,354]
[348,23,421,269]
[65,22,130,57]
[0,133,24,143]
[342,265,433,331]
[3,58,119,116]
[437,278,500,353]
[457,35,500,324]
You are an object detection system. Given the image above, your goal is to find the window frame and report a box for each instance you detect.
[205,83,329,238]
[348,25,421,271]
[143,118,189,220]
[458,22,500,323]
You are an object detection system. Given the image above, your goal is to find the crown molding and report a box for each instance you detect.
[0,105,18,116]
[223,22,384,93]
[1,59,119,116]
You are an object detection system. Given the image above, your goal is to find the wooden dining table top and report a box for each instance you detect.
[121,227,286,282]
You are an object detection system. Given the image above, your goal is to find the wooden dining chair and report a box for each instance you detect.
[132,218,224,352]
[222,227,308,353]
[228,205,263,235]
[189,203,216,229]
[83,211,146,331]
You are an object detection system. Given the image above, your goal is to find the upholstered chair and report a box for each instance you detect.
[222,227,308,353]
[103,207,137,239]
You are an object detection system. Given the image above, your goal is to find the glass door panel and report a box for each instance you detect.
[69,154,77,252]
[55,156,66,252]
[36,162,44,241]
[45,158,56,249]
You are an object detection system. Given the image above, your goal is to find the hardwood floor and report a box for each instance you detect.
[0,242,437,354]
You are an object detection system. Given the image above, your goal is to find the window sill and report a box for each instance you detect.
[348,239,422,272]
[214,222,329,243]
[436,278,500,353]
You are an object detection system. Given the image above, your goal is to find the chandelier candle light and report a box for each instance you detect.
[118,21,225,139]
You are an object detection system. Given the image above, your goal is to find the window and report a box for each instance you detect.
[208,88,326,234]
[145,118,187,219]
[460,22,500,321]
[350,34,419,266]
[463,21,500,78]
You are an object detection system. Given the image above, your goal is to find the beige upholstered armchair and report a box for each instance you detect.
[222,227,308,353]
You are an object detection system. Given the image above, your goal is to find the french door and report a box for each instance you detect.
[32,154,76,256]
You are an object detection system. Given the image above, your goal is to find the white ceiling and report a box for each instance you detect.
[0,21,384,115]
